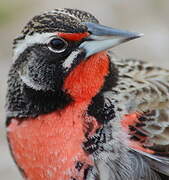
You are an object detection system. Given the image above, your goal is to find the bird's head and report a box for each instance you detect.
[13,8,142,92]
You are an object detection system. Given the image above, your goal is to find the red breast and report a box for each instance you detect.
[7,52,109,180]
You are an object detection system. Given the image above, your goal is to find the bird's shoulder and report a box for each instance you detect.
[106,55,169,114]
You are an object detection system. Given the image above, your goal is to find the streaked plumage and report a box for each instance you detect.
[6,8,169,180]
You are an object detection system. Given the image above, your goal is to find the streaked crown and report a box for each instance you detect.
[13,8,99,49]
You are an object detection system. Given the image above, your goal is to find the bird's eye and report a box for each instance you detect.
[48,38,68,53]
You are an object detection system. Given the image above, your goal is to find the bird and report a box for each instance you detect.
[5,8,169,180]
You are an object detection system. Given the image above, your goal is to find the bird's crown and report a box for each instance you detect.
[13,8,98,49]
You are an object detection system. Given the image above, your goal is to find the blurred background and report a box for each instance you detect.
[0,0,169,179]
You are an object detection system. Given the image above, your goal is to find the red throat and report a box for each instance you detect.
[64,51,110,101]
[7,52,110,180]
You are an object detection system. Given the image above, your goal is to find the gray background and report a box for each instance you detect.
[0,0,169,179]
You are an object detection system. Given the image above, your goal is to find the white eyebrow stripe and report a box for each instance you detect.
[13,32,57,60]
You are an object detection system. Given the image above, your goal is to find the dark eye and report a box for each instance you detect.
[48,38,68,53]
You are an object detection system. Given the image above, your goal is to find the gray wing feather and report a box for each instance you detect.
[133,149,169,176]
[88,148,161,180]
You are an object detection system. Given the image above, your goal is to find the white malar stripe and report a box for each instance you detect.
[62,49,82,70]
[13,32,57,60]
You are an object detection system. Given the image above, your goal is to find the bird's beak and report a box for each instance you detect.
[80,22,143,58]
